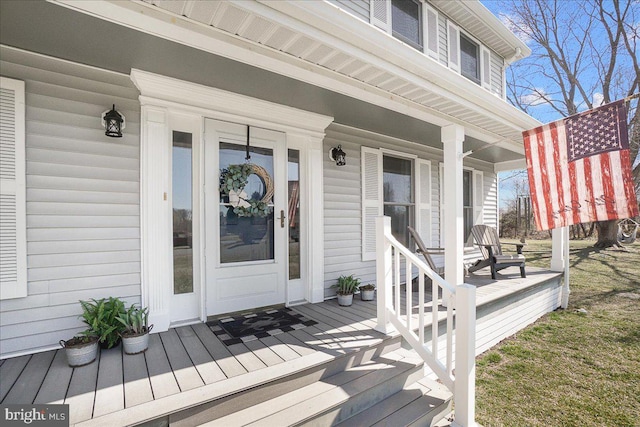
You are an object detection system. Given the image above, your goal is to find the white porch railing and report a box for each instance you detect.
[375,216,477,427]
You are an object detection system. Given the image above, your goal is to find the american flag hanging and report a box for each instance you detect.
[522,99,638,231]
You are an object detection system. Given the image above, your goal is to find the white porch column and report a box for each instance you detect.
[306,135,325,304]
[442,124,465,289]
[375,216,393,334]
[453,284,477,427]
[551,226,571,308]
[140,105,172,332]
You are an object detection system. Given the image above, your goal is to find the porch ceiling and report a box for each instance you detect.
[0,0,537,165]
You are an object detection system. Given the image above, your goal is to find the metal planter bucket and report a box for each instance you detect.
[337,293,354,307]
[360,289,375,301]
[60,338,99,367]
[122,326,153,355]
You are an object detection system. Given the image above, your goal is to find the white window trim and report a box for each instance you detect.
[0,77,27,300]
[362,146,432,259]
[459,31,481,85]
[458,27,492,91]
[391,0,423,50]
[416,158,432,247]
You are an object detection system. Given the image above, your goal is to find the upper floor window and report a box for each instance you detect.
[391,0,422,49]
[460,33,480,84]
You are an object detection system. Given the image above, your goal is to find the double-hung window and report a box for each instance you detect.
[391,0,422,50]
[361,147,432,261]
[460,33,480,84]
[383,155,414,247]
[447,22,494,90]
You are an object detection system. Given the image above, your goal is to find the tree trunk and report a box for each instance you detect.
[594,220,621,248]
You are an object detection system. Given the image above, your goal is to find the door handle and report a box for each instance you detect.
[279,210,286,228]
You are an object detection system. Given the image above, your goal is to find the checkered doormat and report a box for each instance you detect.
[207,308,317,346]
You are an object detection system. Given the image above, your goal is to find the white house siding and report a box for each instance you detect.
[490,50,504,98]
[481,166,499,230]
[323,124,444,296]
[437,12,449,66]
[0,49,141,358]
[329,0,369,23]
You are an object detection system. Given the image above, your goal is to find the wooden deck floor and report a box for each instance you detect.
[0,266,561,426]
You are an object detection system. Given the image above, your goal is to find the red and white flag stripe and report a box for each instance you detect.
[523,100,638,231]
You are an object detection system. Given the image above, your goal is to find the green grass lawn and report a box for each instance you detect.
[475,239,640,427]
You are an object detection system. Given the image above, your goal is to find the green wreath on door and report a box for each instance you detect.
[219,163,273,217]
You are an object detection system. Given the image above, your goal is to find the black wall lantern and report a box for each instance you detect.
[329,145,346,166]
[102,104,125,138]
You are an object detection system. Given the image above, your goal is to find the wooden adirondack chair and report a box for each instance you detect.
[407,226,445,277]
[468,224,526,279]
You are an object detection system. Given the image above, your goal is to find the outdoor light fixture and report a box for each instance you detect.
[329,145,346,166]
[102,104,125,138]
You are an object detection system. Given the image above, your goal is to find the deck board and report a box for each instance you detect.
[65,352,100,423]
[175,326,226,385]
[193,323,247,378]
[0,354,31,402]
[257,335,300,361]
[160,329,205,391]
[93,347,124,417]
[2,351,55,404]
[0,267,561,426]
[122,351,153,408]
[34,350,73,404]
[243,339,285,366]
[226,342,268,372]
[293,304,363,338]
[144,333,180,399]
[273,330,317,356]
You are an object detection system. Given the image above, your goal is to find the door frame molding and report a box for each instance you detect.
[133,70,333,332]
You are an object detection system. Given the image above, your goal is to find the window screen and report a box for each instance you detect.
[460,34,480,83]
[391,0,422,49]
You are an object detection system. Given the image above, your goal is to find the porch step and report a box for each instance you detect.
[158,334,402,427]
[201,349,452,427]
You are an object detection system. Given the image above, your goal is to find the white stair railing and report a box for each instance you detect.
[375,216,477,427]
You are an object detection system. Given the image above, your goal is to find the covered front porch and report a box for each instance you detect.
[0,267,562,426]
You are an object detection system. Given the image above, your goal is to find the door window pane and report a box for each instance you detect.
[172,131,193,294]
[288,150,300,280]
[219,142,274,263]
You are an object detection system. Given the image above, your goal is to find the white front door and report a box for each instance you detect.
[204,119,287,315]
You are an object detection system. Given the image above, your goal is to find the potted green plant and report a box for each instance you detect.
[59,330,99,367]
[117,304,153,354]
[332,274,361,307]
[359,283,376,301]
[79,297,126,349]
